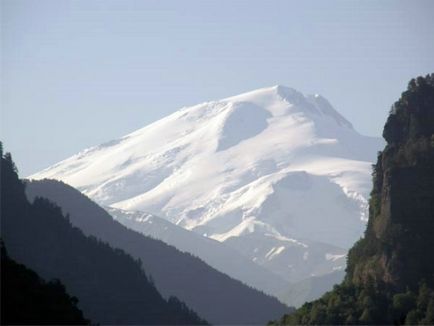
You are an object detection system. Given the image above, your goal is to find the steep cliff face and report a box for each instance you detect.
[347,74,434,290]
[275,74,434,325]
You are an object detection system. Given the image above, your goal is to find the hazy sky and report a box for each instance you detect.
[2,0,434,176]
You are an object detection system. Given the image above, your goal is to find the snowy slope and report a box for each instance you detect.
[106,206,290,297]
[31,85,383,287]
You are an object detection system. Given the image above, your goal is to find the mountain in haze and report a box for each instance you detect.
[25,178,292,324]
[30,85,383,291]
[105,206,290,298]
[0,147,206,325]
[105,207,348,307]
[274,74,434,325]
[279,270,345,308]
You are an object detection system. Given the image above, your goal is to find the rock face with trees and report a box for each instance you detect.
[273,74,434,325]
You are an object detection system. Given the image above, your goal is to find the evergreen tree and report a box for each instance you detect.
[0,144,207,325]
[1,241,88,325]
[272,74,434,325]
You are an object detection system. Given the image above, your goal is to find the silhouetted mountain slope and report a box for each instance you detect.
[0,146,206,325]
[273,74,434,325]
[1,241,88,325]
[25,178,293,324]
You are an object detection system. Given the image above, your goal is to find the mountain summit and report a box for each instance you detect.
[31,85,383,288]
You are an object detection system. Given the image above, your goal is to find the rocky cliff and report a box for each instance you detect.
[274,74,434,325]
[347,74,434,291]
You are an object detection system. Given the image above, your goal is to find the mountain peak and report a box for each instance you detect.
[274,84,303,97]
[30,84,383,290]
[222,85,353,130]
[224,84,302,103]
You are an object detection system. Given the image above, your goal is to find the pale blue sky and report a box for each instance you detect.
[1,0,434,176]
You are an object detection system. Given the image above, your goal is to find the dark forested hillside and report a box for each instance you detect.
[25,178,292,325]
[1,241,88,325]
[273,74,434,325]
[0,146,206,325]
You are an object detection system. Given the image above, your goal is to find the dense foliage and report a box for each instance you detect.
[0,144,207,325]
[272,74,434,325]
[1,241,88,325]
[274,279,434,325]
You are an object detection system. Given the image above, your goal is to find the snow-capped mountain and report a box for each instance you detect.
[105,206,346,304]
[106,206,290,297]
[31,85,383,289]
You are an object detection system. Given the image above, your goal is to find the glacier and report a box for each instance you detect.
[30,85,384,302]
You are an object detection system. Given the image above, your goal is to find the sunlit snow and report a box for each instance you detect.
[30,85,383,287]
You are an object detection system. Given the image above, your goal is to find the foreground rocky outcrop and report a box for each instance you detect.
[273,74,434,325]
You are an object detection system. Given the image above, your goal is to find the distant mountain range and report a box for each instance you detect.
[24,178,291,324]
[106,206,290,298]
[30,85,383,299]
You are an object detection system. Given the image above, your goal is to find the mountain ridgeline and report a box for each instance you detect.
[24,178,292,324]
[29,85,383,292]
[274,74,434,325]
[0,147,206,325]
